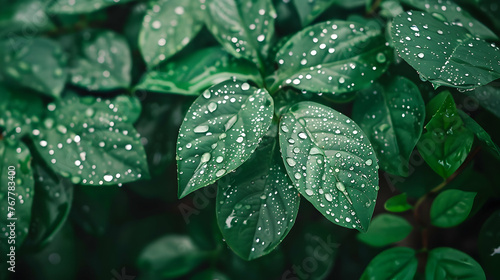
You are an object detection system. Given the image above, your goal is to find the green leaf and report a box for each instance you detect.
[357,214,412,247]
[216,129,299,260]
[384,193,413,212]
[426,247,486,280]
[205,0,276,68]
[0,85,44,138]
[135,47,262,96]
[278,101,379,232]
[0,140,34,250]
[177,80,273,198]
[0,0,54,35]
[361,247,418,280]
[459,110,500,159]
[400,0,498,40]
[352,76,425,177]
[466,86,500,119]
[292,0,367,26]
[391,11,500,90]
[139,0,204,68]
[192,269,230,280]
[478,209,500,279]
[31,93,149,185]
[69,30,132,91]
[430,189,476,228]
[47,0,134,14]
[417,91,474,178]
[23,161,73,249]
[137,235,208,279]
[271,20,392,96]
[0,37,67,98]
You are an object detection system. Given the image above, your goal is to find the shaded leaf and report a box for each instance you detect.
[458,110,500,159]
[417,91,474,178]
[217,129,299,260]
[279,101,379,232]
[135,47,262,96]
[176,80,273,198]
[352,76,425,177]
[430,189,476,228]
[69,30,132,91]
[426,247,486,280]
[465,85,500,119]
[361,247,418,280]
[139,0,204,68]
[47,0,134,14]
[271,20,392,96]
[31,93,149,185]
[0,0,54,35]
[358,214,412,247]
[0,37,67,98]
[384,193,413,212]
[391,11,500,89]
[205,0,276,68]
[478,209,500,279]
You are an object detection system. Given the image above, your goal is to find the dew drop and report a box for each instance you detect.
[216,169,226,177]
[365,159,373,166]
[200,152,211,163]
[305,189,314,196]
[194,125,209,133]
[208,102,217,112]
[103,174,113,182]
[286,158,296,167]
[298,132,307,139]
[325,193,333,202]
[336,182,346,192]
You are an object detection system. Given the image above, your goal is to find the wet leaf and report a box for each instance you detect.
[361,247,418,280]
[430,189,476,228]
[478,209,500,279]
[352,76,425,177]
[0,0,54,35]
[417,91,474,178]
[384,193,413,212]
[426,247,486,280]
[139,0,203,68]
[391,11,500,89]
[0,140,34,251]
[357,214,412,247]
[400,0,498,40]
[205,0,276,69]
[0,37,67,98]
[47,0,134,14]
[69,30,132,91]
[135,47,262,96]
[271,20,392,97]
[465,86,500,119]
[0,85,44,139]
[31,93,149,186]
[137,235,209,279]
[177,79,273,198]
[279,101,379,232]
[23,161,73,249]
[216,130,299,260]
[458,110,500,159]
[292,0,366,26]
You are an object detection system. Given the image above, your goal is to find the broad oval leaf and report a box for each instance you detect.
[47,0,134,14]
[357,214,413,247]
[23,162,73,249]
[69,30,132,91]
[466,85,500,119]
[400,0,498,40]
[0,37,67,98]
[271,20,392,96]
[176,79,273,198]
[0,0,54,34]
[384,193,413,212]
[139,0,204,68]
[391,11,500,89]
[361,247,418,280]
[417,91,474,178]
[135,47,262,96]
[478,209,500,279]
[279,101,379,232]
[137,235,208,279]
[31,93,149,185]
[292,0,367,26]
[216,130,299,260]
[430,189,476,228]
[459,110,500,159]
[205,0,276,68]
[0,140,34,250]
[352,76,425,177]
[426,247,486,280]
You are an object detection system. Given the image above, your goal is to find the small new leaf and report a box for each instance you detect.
[384,193,413,212]
[426,247,486,280]
[430,189,476,228]
[361,247,418,280]
[358,214,412,247]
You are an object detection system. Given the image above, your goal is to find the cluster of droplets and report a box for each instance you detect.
[217,157,298,258]
[275,20,390,95]
[177,80,273,196]
[280,103,378,230]
[392,11,500,88]
[32,95,147,186]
